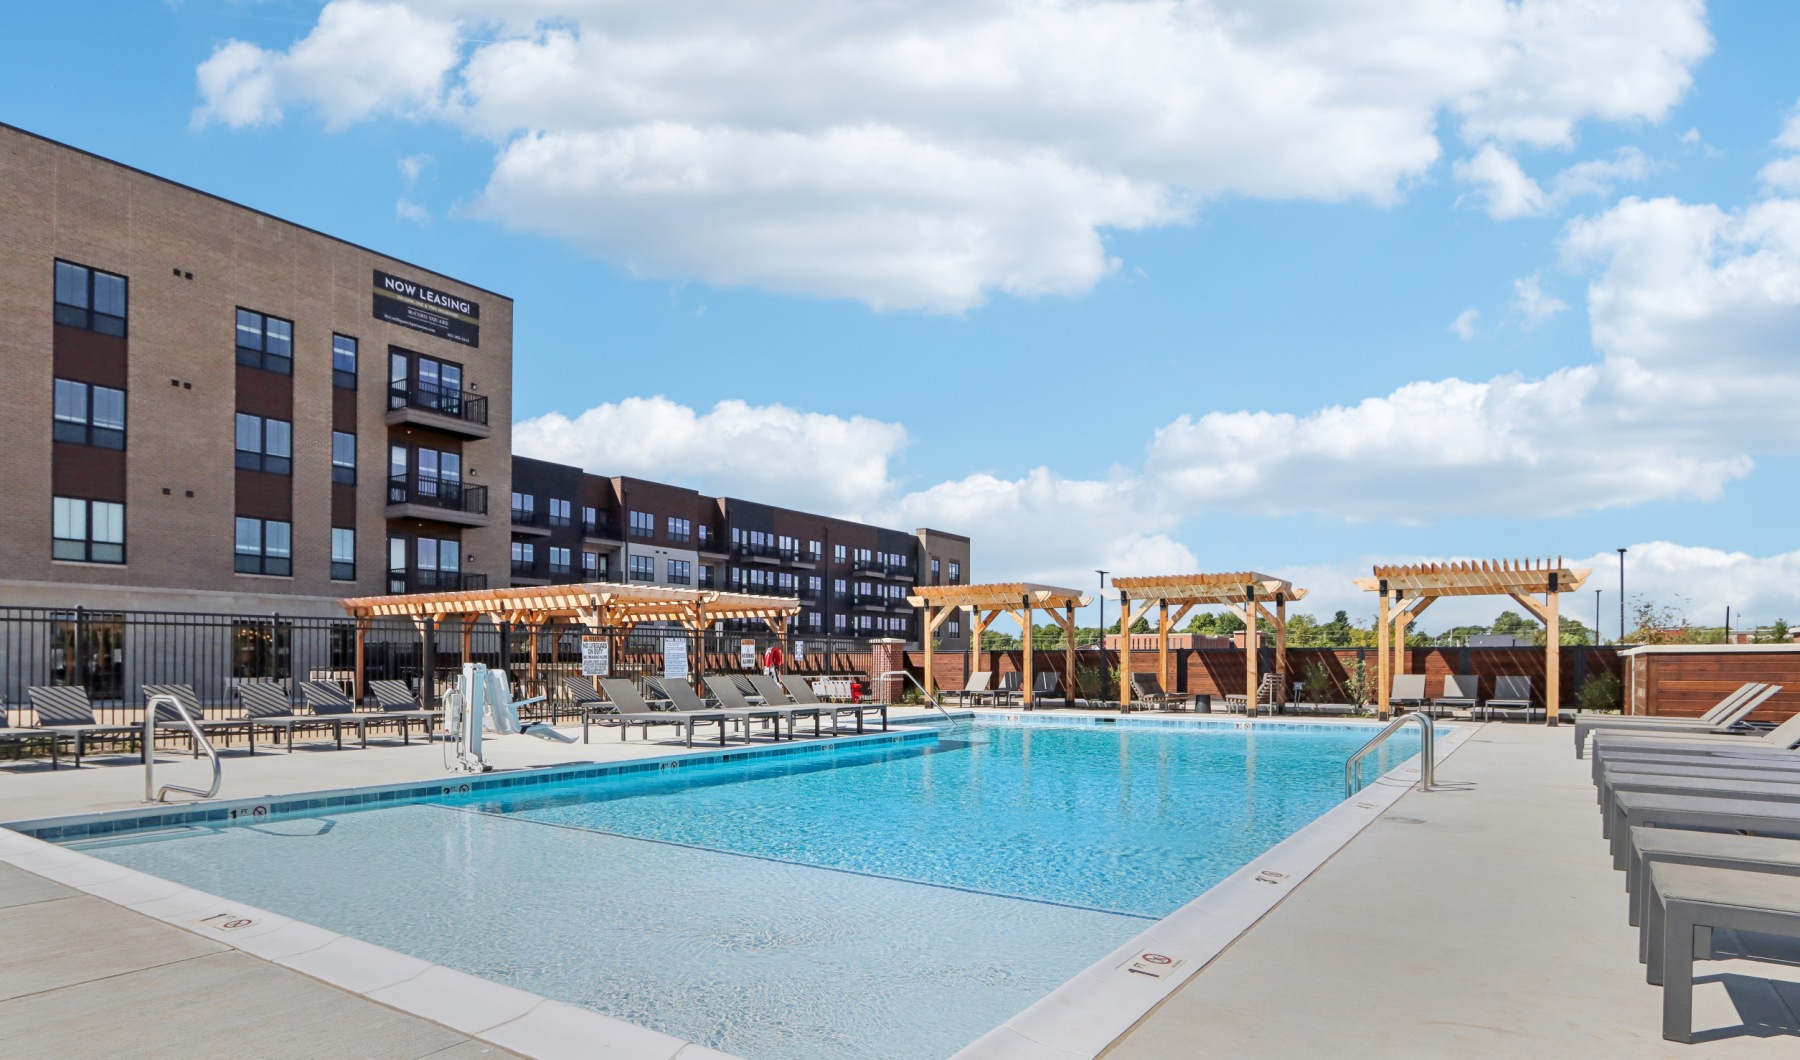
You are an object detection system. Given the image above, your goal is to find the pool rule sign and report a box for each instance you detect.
[664,637,690,681]
[372,270,480,347]
[739,639,757,670]
[580,636,609,677]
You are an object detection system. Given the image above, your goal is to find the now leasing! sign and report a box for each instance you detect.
[373,270,481,347]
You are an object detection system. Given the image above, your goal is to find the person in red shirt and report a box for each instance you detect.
[761,643,785,678]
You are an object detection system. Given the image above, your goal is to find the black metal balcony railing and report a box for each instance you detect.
[511,507,544,527]
[389,383,488,426]
[388,476,488,515]
[797,586,821,601]
[388,570,486,594]
[698,576,716,589]
[511,559,538,578]
[851,593,887,607]
[732,543,794,561]
[581,519,616,539]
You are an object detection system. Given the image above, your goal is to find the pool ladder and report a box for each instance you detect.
[143,694,221,803]
[1344,712,1434,798]
[879,671,955,723]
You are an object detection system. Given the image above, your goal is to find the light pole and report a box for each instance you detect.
[1617,548,1627,643]
[1595,589,1602,646]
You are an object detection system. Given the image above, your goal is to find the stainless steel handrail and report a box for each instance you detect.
[144,694,221,803]
[879,670,954,723]
[1345,712,1434,798]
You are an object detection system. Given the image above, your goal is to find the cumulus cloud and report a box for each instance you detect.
[1455,145,1650,220]
[1449,308,1479,340]
[193,0,1711,309]
[1512,273,1568,329]
[1758,103,1800,193]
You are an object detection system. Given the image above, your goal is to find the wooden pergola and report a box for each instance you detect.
[1352,558,1590,724]
[1111,572,1308,715]
[907,583,1092,708]
[340,583,801,704]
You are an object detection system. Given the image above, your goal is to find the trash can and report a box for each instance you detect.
[1194,693,1213,713]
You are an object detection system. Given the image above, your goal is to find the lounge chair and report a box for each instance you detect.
[1129,672,1191,713]
[562,675,605,714]
[747,675,831,736]
[1433,675,1480,716]
[1644,863,1800,1042]
[1389,674,1429,712]
[1606,791,1800,871]
[1225,673,1278,714]
[368,679,443,734]
[1598,771,1800,842]
[0,722,66,768]
[705,677,795,739]
[991,672,1022,704]
[236,682,363,751]
[1573,683,1766,757]
[940,671,992,707]
[585,677,743,747]
[1002,672,1058,707]
[1478,676,1538,722]
[26,685,143,766]
[143,683,278,755]
[1588,693,1796,764]
[1622,827,1800,930]
[304,681,423,745]
[781,673,887,733]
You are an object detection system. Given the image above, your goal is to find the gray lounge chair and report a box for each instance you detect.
[0,722,65,768]
[562,675,605,713]
[940,671,992,707]
[704,677,794,739]
[1388,674,1429,712]
[27,685,143,766]
[1433,675,1480,715]
[747,675,830,736]
[780,673,887,733]
[1574,682,1765,757]
[1599,772,1800,842]
[237,682,363,751]
[303,681,424,745]
[991,672,1022,704]
[1589,694,1797,763]
[1477,676,1537,722]
[1624,827,1800,931]
[368,679,443,734]
[1606,791,1800,871]
[1129,672,1191,713]
[143,683,278,755]
[1644,863,1800,1042]
[585,678,741,747]
[1002,671,1058,707]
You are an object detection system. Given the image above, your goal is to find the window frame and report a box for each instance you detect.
[629,554,655,582]
[52,378,126,449]
[235,308,294,375]
[331,527,356,581]
[332,334,358,389]
[52,496,125,564]
[235,413,293,475]
[548,546,572,576]
[667,559,691,585]
[667,516,691,543]
[53,260,128,337]
[331,431,357,484]
[548,498,572,528]
[629,510,654,538]
[234,516,292,576]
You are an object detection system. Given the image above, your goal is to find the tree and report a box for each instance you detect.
[1754,619,1792,644]
[1434,624,1489,647]
[1490,610,1540,638]
[1105,616,1152,635]
[1184,610,1245,635]
[980,630,1018,650]
[1624,595,1690,644]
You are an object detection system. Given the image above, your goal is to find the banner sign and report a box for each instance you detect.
[793,640,805,663]
[580,637,610,677]
[373,270,481,347]
[740,639,757,670]
[664,637,690,680]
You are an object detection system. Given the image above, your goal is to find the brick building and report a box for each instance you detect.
[0,123,515,618]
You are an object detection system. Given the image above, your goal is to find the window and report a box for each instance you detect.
[931,558,941,583]
[331,528,356,581]
[549,498,571,528]
[52,497,124,563]
[854,548,873,566]
[332,335,358,389]
[667,559,691,585]
[235,309,293,374]
[834,614,848,633]
[549,546,572,576]
[807,540,822,560]
[949,561,961,584]
[630,554,655,582]
[834,544,847,562]
[234,517,291,576]
[53,261,127,337]
[630,510,654,538]
[833,578,847,597]
[415,447,460,499]
[582,551,602,578]
[668,517,691,543]
[511,492,535,523]
[52,379,125,449]
[418,536,461,588]
[511,541,535,575]
[947,618,961,637]
[581,505,599,533]
[698,524,711,548]
[235,414,292,474]
[331,432,356,484]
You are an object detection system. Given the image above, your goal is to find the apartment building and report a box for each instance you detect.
[0,124,514,618]
[509,456,971,649]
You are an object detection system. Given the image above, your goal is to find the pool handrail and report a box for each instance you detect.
[143,693,221,803]
[1345,711,1434,798]
[879,670,954,723]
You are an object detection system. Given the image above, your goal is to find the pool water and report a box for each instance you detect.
[80,718,1417,1059]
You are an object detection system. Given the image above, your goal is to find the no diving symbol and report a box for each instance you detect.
[251,805,268,818]
[457,783,471,794]
[1255,869,1288,886]
[1141,953,1172,965]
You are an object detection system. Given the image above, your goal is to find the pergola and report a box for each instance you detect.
[907,583,1091,708]
[1111,572,1308,715]
[1352,558,1590,723]
[340,583,801,703]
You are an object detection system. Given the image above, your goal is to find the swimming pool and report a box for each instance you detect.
[51,717,1421,1059]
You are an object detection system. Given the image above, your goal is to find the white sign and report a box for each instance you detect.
[793,640,805,663]
[739,639,757,670]
[664,637,690,680]
[580,637,610,677]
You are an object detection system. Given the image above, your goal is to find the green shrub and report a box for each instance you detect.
[1578,672,1623,714]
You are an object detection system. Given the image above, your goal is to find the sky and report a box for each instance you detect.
[5,1,1800,635]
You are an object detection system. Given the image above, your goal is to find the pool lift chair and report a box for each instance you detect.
[442,663,572,773]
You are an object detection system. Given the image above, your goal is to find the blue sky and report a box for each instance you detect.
[6,1,1800,632]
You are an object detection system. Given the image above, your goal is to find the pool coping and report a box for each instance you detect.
[0,726,933,1060]
[949,714,1479,1059]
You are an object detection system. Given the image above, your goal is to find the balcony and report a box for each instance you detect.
[732,543,790,564]
[385,384,490,439]
[510,507,552,537]
[851,592,887,608]
[581,518,622,544]
[387,570,486,594]
[385,477,489,527]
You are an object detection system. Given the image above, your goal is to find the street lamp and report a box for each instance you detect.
[1095,569,1109,649]
[1617,548,1627,643]
[1595,589,1602,647]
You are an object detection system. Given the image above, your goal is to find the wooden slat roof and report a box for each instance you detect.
[1110,572,1307,604]
[906,582,1091,611]
[340,582,801,623]
[1351,558,1591,598]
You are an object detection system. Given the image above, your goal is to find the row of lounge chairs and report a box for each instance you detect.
[3,680,437,766]
[1579,682,1800,1042]
[571,674,888,747]
[939,671,1061,707]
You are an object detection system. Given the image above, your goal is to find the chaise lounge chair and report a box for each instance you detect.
[236,682,364,751]
[1389,674,1429,713]
[1129,672,1192,713]
[705,677,798,739]
[1644,862,1800,1042]
[1605,790,1800,871]
[304,681,425,745]
[781,673,887,733]
[585,678,746,747]
[1588,692,1795,765]
[748,675,831,736]
[1433,675,1481,716]
[1478,676,1538,722]
[1573,683,1766,757]
[27,685,143,766]
[940,671,992,707]
[143,683,279,755]
[367,679,443,734]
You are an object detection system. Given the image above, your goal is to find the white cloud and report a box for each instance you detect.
[1448,308,1479,340]
[1550,147,1650,201]
[395,198,430,222]
[398,152,434,184]
[1512,272,1568,329]
[1758,102,1800,193]
[1455,145,1649,220]
[194,0,1711,310]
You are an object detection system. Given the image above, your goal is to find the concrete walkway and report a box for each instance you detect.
[1107,724,1800,1057]
[0,861,508,1058]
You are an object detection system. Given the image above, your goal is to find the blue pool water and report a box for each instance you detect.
[78,718,1416,1059]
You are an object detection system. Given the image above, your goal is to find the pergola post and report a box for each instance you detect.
[1021,595,1036,710]
[1376,581,1391,721]
[1546,573,1561,725]
[353,618,368,705]
[1063,603,1077,707]
[1243,585,1258,718]
[922,603,936,702]
[1158,600,1171,702]
[1119,592,1133,712]
[1274,593,1287,711]
[420,615,438,709]
[1393,592,1410,679]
